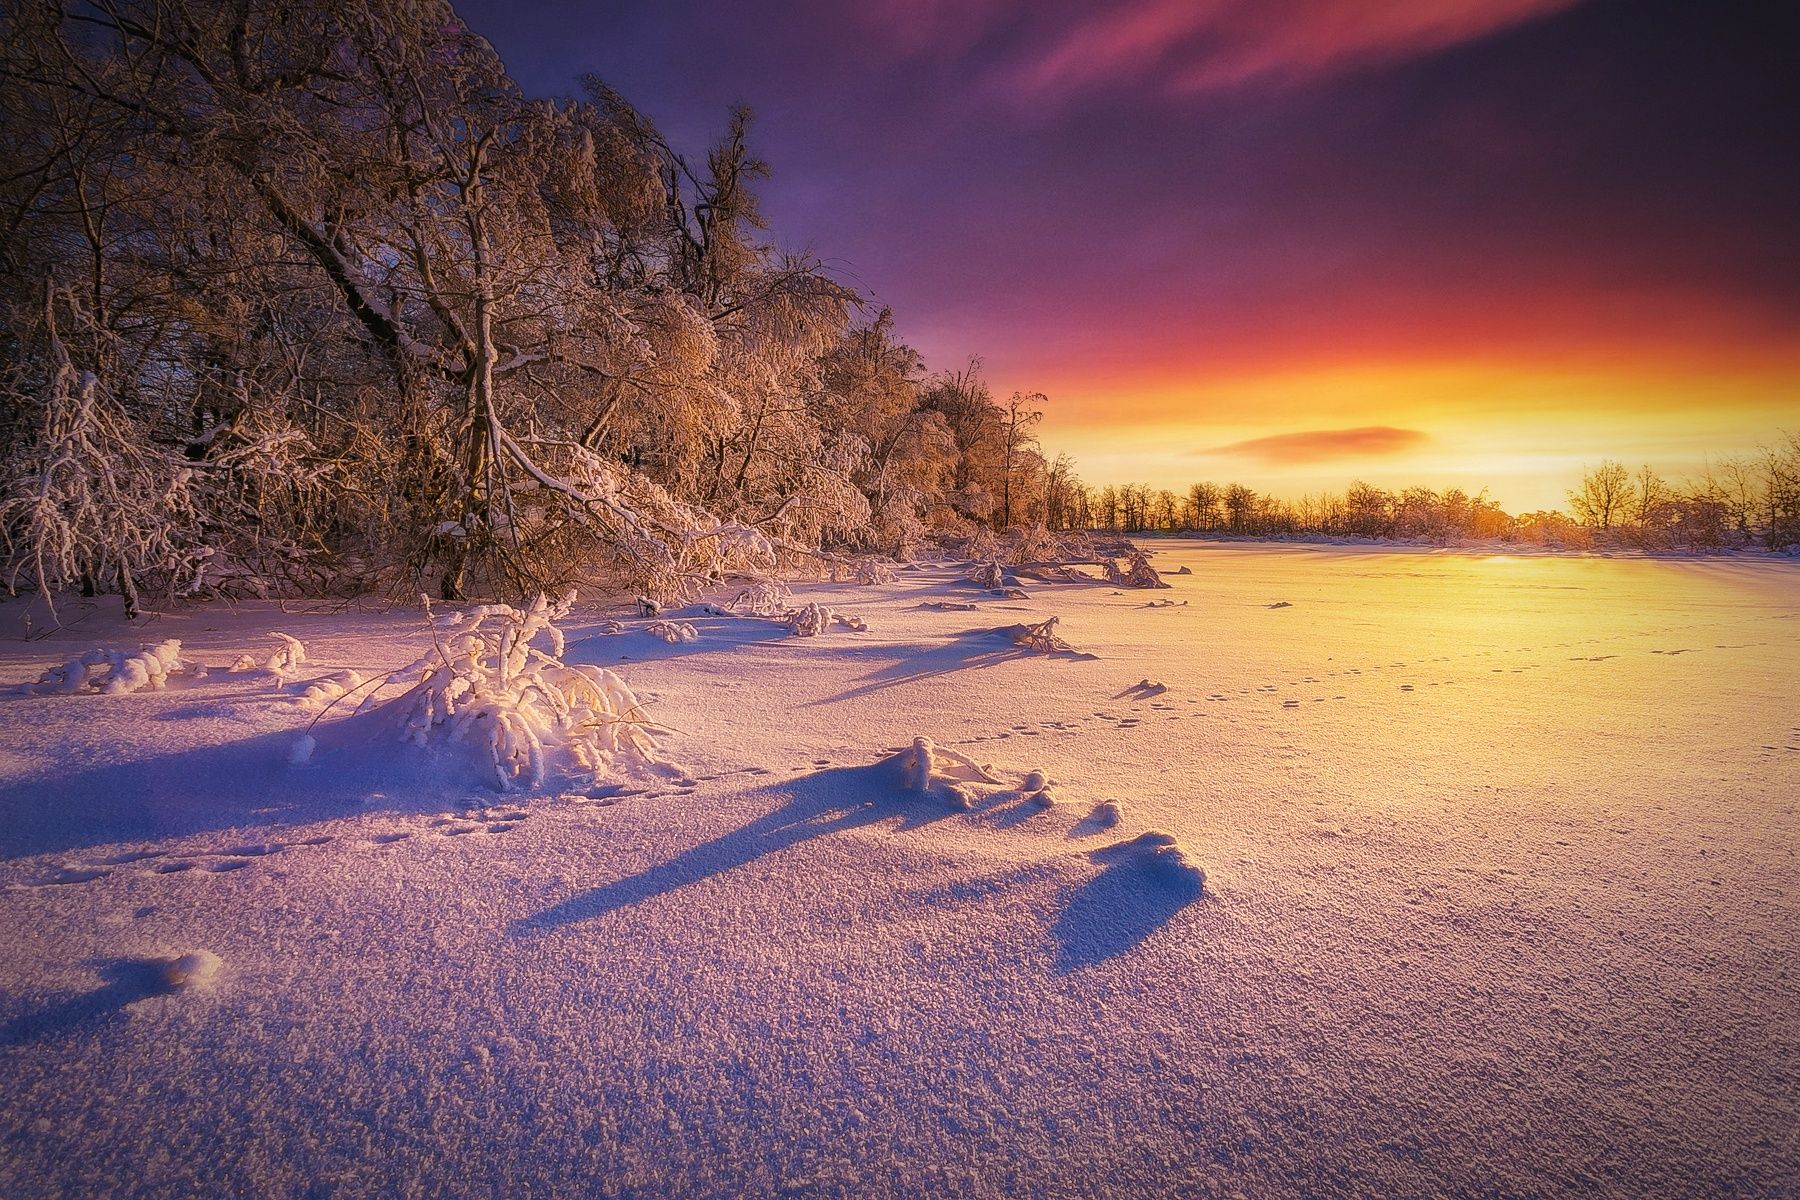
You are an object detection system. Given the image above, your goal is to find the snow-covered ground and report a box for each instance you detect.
[1,541,1795,1198]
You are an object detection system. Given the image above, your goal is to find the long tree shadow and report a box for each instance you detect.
[815,626,1095,704]
[513,763,957,935]
[0,958,180,1047]
[1052,840,1205,973]
[563,614,794,666]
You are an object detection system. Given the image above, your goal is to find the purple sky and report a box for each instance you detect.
[457,0,1800,508]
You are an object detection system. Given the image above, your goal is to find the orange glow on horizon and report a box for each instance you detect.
[1025,352,1799,514]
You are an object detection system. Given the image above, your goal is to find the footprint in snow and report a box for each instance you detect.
[32,865,111,886]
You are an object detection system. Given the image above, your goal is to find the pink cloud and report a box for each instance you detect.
[1198,426,1430,463]
[986,0,1584,103]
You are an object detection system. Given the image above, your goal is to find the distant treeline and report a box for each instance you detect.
[1032,440,1800,552]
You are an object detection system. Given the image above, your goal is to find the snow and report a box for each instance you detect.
[159,950,221,991]
[29,639,186,695]
[0,540,1796,1198]
[644,619,700,644]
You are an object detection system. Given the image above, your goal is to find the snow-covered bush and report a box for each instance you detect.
[729,579,793,617]
[1010,616,1073,653]
[844,557,897,586]
[348,591,662,791]
[645,619,699,644]
[1105,551,1171,589]
[962,527,1001,563]
[35,640,186,695]
[1014,524,1096,565]
[967,561,1004,589]
[890,736,1001,800]
[786,602,867,636]
[266,634,308,679]
[0,305,204,621]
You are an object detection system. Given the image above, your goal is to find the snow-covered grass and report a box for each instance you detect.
[0,540,1795,1198]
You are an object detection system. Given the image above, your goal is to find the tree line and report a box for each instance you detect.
[1039,443,1800,553]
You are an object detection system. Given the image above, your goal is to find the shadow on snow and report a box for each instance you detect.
[814,626,1096,704]
[1051,839,1205,973]
[0,958,184,1047]
[513,762,960,935]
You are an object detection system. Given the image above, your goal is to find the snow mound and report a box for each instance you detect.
[921,600,979,612]
[291,670,365,711]
[33,639,186,695]
[1097,831,1207,893]
[645,619,699,644]
[330,591,664,792]
[159,950,222,990]
[1091,799,1123,829]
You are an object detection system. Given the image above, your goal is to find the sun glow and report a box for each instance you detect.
[1033,354,1799,512]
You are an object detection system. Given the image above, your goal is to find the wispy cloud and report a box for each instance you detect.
[1198,426,1429,463]
[977,0,1584,105]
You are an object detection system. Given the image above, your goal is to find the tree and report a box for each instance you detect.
[997,393,1043,529]
[1342,481,1393,538]
[1223,484,1256,534]
[1569,460,1631,530]
[1765,432,1800,550]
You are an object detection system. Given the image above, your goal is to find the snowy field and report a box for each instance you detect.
[0,540,1795,1199]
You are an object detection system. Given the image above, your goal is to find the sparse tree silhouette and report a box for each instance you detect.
[1569,460,1632,530]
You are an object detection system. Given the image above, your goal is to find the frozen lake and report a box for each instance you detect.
[1,541,1795,1197]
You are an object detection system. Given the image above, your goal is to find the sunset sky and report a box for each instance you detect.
[461,0,1799,512]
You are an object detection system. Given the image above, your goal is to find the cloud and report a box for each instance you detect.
[1197,426,1429,463]
[984,0,1584,104]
